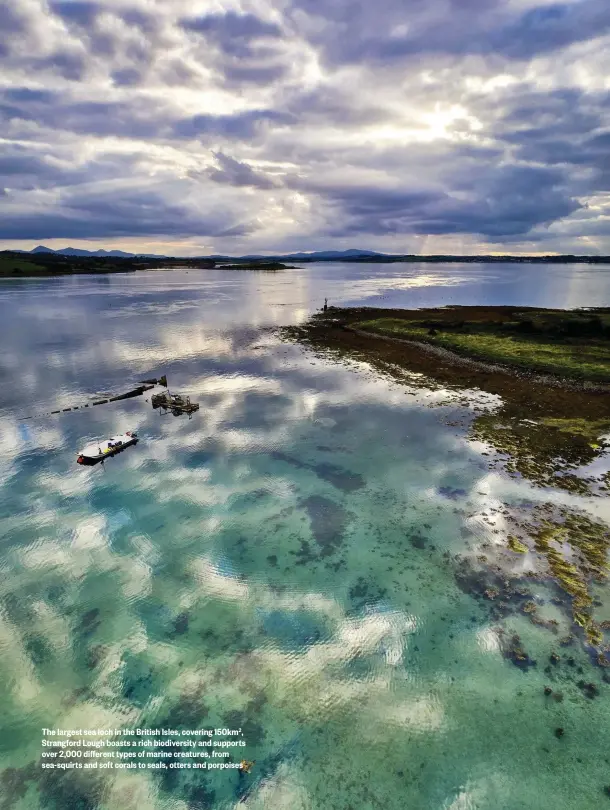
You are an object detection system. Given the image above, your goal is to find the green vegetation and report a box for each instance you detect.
[0,252,133,276]
[354,311,610,382]
[507,536,528,553]
[527,511,609,648]
[0,256,49,275]
[469,413,609,495]
[539,417,610,441]
[0,252,297,277]
[0,251,216,277]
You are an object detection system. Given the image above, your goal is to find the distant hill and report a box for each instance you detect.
[226,250,385,260]
[17,246,387,261]
[10,247,609,265]
[282,249,385,260]
[0,250,216,277]
[21,246,168,258]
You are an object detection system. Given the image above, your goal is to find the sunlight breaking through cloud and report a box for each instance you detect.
[0,1,609,253]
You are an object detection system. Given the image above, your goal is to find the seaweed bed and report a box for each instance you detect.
[456,502,610,664]
[510,506,610,656]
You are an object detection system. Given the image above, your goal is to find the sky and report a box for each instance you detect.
[0,0,609,256]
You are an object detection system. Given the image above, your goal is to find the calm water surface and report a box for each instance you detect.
[1,262,610,810]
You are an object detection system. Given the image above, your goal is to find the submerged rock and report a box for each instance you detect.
[299,495,352,558]
[173,612,189,636]
[597,652,610,668]
[438,486,467,500]
[78,607,101,635]
[498,631,537,671]
[577,680,600,699]
[270,451,365,492]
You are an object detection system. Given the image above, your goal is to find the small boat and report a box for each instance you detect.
[77,431,138,465]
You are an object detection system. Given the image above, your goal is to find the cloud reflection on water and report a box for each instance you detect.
[1,265,609,809]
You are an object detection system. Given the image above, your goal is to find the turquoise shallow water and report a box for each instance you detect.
[1,263,610,810]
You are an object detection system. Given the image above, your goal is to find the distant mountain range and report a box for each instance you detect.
[17,245,169,258]
[229,249,386,260]
[15,246,386,260]
[9,246,609,265]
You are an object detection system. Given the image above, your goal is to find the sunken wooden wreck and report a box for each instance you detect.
[43,375,169,415]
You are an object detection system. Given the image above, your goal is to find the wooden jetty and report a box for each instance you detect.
[151,391,200,416]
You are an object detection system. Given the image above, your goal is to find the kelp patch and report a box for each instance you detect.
[527,511,609,653]
[271,451,365,492]
[298,495,352,559]
[470,414,610,495]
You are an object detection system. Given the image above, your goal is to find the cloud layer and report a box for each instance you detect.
[1,0,609,254]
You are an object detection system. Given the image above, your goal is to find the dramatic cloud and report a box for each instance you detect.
[203,152,279,189]
[307,164,580,239]
[0,0,609,254]
[180,10,283,43]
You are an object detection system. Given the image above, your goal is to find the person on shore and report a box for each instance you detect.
[323,298,328,312]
